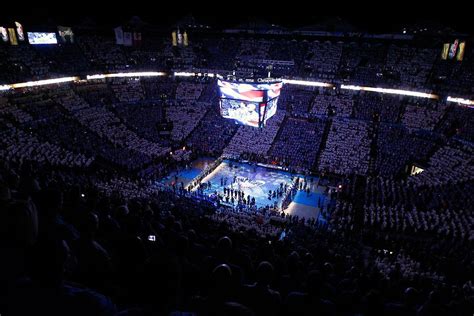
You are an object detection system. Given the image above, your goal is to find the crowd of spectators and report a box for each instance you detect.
[352,93,404,123]
[2,30,474,98]
[438,105,474,142]
[385,45,438,90]
[165,102,208,142]
[269,117,326,171]
[374,125,440,178]
[186,107,239,156]
[1,31,474,315]
[224,110,286,157]
[110,78,145,103]
[319,118,371,175]
[310,90,353,118]
[0,119,94,168]
[0,73,472,180]
[56,88,169,162]
[402,100,449,131]
[408,142,474,186]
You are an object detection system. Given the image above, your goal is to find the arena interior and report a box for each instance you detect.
[1,14,473,316]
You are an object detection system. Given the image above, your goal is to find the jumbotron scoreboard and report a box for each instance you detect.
[218,78,283,128]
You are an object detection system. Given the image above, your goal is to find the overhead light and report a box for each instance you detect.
[447,96,474,107]
[282,79,333,87]
[341,84,438,99]
[11,76,79,88]
[87,72,166,80]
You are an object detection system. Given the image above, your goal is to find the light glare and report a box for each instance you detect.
[447,96,474,107]
[282,79,333,87]
[341,84,438,99]
[11,77,79,88]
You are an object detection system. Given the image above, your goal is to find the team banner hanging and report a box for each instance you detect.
[133,32,142,46]
[114,26,124,45]
[441,43,450,60]
[0,27,8,42]
[8,28,17,45]
[177,30,182,45]
[123,32,132,46]
[183,31,188,46]
[171,31,177,46]
[456,42,466,61]
[15,22,24,41]
[449,39,459,59]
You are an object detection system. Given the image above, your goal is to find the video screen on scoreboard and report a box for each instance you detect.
[218,79,282,127]
[263,97,279,125]
[267,81,283,99]
[220,98,261,127]
[261,82,282,125]
[27,32,58,45]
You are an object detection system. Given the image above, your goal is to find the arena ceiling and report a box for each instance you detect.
[0,4,472,34]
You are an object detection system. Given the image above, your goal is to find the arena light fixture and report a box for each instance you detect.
[85,74,107,80]
[174,71,195,77]
[87,72,167,80]
[0,84,12,91]
[282,79,333,88]
[340,85,362,91]
[446,96,474,108]
[11,76,80,89]
[340,84,438,99]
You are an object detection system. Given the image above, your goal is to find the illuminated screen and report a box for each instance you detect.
[266,82,283,99]
[218,79,282,127]
[264,97,279,124]
[27,32,58,45]
[220,98,261,127]
[218,80,265,102]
